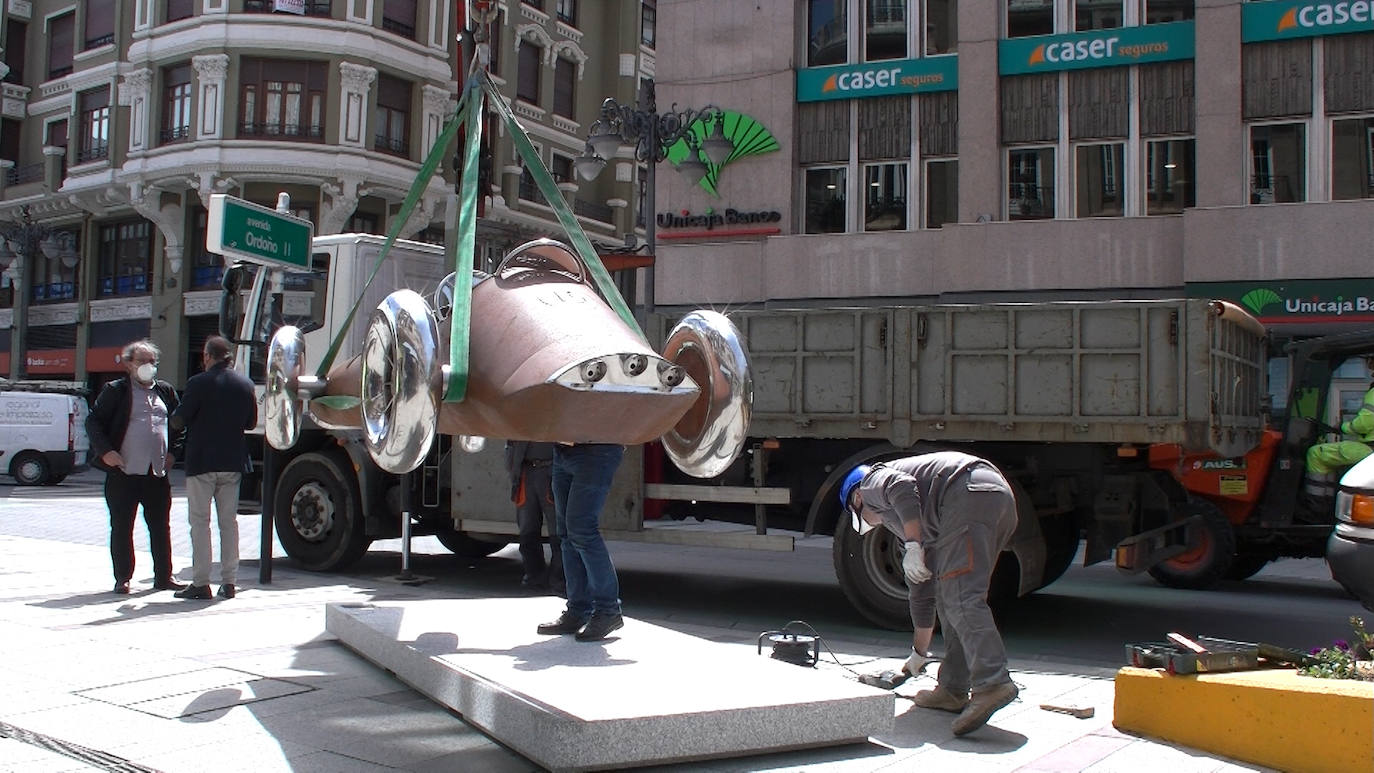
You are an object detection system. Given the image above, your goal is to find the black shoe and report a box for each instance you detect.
[217,584,236,599]
[173,584,212,600]
[537,610,588,635]
[575,612,624,642]
[154,579,187,591]
[112,581,130,595]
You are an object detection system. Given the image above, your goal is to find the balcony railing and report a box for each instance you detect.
[160,125,191,144]
[1008,183,1054,218]
[75,143,109,164]
[239,122,324,141]
[48,66,73,79]
[243,1,333,15]
[518,177,548,205]
[374,134,410,158]
[382,16,416,39]
[85,34,115,49]
[573,198,612,224]
[6,162,45,185]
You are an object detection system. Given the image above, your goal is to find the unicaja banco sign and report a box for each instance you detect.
[1242,0,1374,42]
[1188,279,1374,324]
[797,56,958,102]
[998,21,1194,75]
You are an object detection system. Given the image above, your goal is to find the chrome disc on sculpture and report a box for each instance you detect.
[264,325,306,450]
[659,310,753,478]
[361,289,440,474]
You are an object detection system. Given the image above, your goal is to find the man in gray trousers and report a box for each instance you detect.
[841,451,1019,736]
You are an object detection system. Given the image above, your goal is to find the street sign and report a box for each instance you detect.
[206,194,313,270]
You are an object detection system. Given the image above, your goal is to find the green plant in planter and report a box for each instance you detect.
[1300,616,1374,681]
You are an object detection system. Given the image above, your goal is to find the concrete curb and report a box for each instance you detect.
[1113,666,1374,773]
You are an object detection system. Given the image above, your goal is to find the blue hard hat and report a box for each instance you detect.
[839,464,872,534]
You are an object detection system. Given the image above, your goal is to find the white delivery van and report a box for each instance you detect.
[0,386,90,485]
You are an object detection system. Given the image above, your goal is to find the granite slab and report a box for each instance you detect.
[325,598,894,772]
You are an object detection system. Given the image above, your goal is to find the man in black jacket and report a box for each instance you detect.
[170,336,258,600]
[86,339,186,594]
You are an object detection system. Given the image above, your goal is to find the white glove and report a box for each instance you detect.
[902,541,931,585]
[903,648,929,676]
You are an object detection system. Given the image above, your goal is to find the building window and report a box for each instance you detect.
[807,0,845,66]
[1075,0,1122,31]
[866,0,906,61]
[1075,142,1125,217]
[1008,147,1055,220]
[84,0,115,49]
[77,87,110,164]
[162,64,192,144]
[925,158,957,227]
[1250,123,1306,204]
[1146,0,1194,23]
[166,0,195,23]
[1331,117,1374,201]
[382,0,416,40]
[642,1,656,49]
[557,0,577,25]
[96,221,152,298]
[374,73,411,157]
[485,11,502,76]
[239,59,327,141]
[519,166,548,205]
[29,231,80,304]
[553,56,576,119]
[551,154,573,183]
[47,12,75,80]
[1008,0,1053,38]
[1146,138,1195,214]
[523,0,545,9]
[347,213,380,234]
[804,167,847,233]
[925,0,956,55]
[863,162,907,231]
[517,43,541,104]
[189,208,224,290]
[4,19,27,84]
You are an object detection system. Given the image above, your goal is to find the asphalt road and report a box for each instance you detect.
[2,469,1366,673]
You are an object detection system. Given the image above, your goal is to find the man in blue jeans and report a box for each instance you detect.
[536,443,625,641]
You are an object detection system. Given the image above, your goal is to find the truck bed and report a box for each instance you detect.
[731,299,1264,458]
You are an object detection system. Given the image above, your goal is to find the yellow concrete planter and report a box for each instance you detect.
[1114,666,1374,773]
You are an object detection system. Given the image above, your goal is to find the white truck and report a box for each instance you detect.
[222,234,1268,629]
[0,379,90,485]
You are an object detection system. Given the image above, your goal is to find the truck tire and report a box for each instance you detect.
[833,519,911,630]
[274,451,371,571]
[11,452,50,486]
[1147,498,1235,590]
[436,529,507,558]
[1037,513,1081,590]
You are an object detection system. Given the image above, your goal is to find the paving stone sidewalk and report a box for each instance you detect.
[0,529,1269,772]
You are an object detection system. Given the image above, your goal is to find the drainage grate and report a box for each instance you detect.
[75,667,315,719]
[0,720,163,772]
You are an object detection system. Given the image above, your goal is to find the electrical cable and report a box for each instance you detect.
[766,619,942,679]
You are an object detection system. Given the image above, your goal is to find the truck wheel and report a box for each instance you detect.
[1037,513,1081,590]
[274,452,371,571]
[1147,499,1235,590]
[833,518,911,630]
[436,529,507,558]
[11,452,50,486]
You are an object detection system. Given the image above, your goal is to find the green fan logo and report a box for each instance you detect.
[665,111,780,198]
[1240,287,1283,315]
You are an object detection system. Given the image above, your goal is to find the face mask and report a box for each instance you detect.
[136,363,157,383]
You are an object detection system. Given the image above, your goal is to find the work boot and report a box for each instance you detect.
[575,612,624,642]
[536,610,588,635]
[951,680,1019,736]
[911,685,969,713]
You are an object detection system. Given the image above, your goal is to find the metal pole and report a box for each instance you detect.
[258,444,275,584]
[399,470,414,578]
[644,128,657,317]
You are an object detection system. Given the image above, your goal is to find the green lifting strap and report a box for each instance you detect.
[442,81,483,403]
[477,71,641,334]
[314,85,474,379]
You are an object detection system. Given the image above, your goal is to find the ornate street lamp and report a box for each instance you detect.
[0,205,54,379]
[576,78,732,314]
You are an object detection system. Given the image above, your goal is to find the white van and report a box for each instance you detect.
[0,385,90,485]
